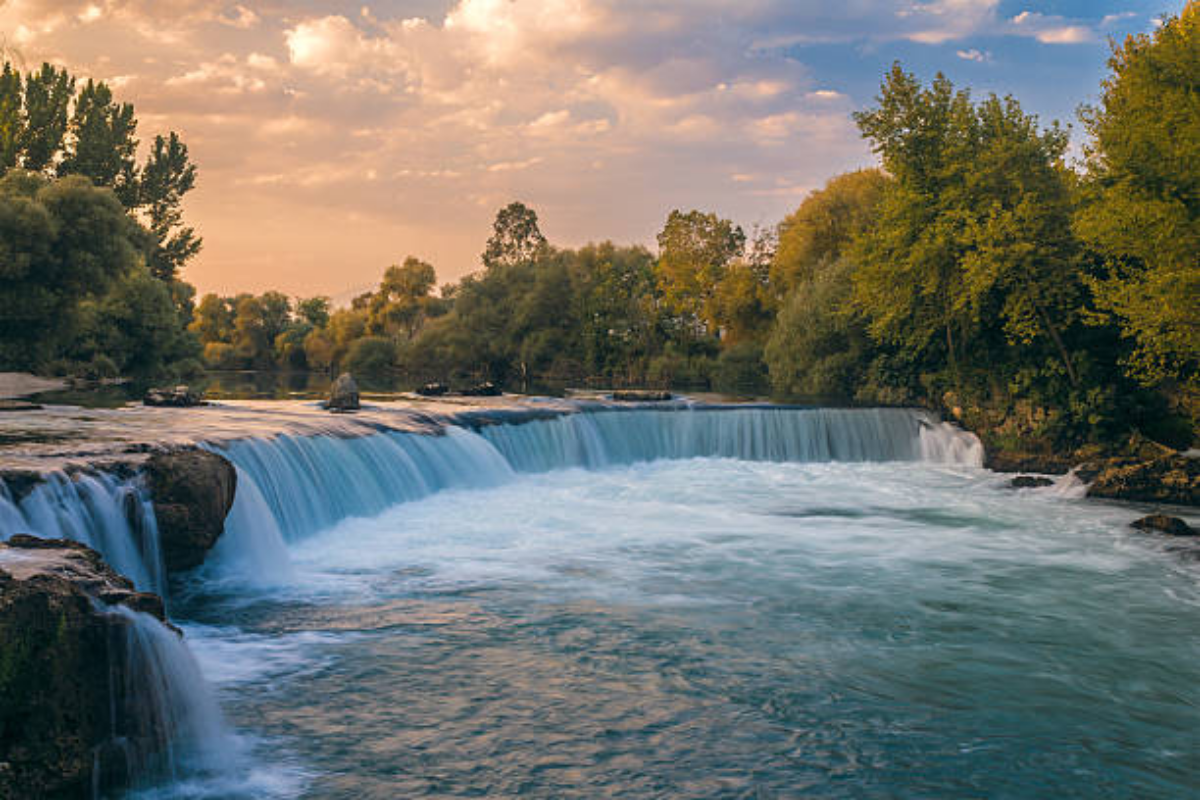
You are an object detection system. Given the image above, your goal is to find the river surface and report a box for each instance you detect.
[156,456,1198,799]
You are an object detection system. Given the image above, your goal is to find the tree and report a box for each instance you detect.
[368,256,437,339]
[851,65,1082,388]
[296,296,331,329]
[655,209,745,338]
[0,172,139,368]
[482,201,548,269]
[19,64,73,173]
[59,80,138,207]
[1076,3,1199,387]
[771,169,888,297]
[139,132,201,280]
[190,293,235,344]
[0,64,20,171]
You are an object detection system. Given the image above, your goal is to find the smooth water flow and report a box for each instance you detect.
[0,472,165,596]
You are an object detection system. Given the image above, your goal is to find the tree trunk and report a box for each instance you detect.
[1034,302,1079,387]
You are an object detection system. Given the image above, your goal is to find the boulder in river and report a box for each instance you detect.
[0,536,171,797]
[145,448,238,572]
[415,382,449,397]
[143,385,204,407]
[612,390,673,402]
[459,381,501,397]
[1130,514,1195,537]
[326,372,361,411]
[1010,475,1054,489]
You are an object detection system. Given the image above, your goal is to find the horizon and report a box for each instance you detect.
[0,0,1179,297]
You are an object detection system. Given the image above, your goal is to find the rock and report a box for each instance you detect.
[459,381,501,397]
[1082,454,1198,506]
[415,382,449,397]
[0,536,173,797]
[143,385,204,407]
[1130,514,1195,536]
[1010,475,1054,489]
[0,399,42,412]
[612,390,673,402]
[984,450,1072,475]
[326,372,360,411]
[144,448,237,572]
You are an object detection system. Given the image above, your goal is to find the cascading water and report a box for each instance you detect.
[0,472,166,596]
[96,604,234,795]
[204,406,981,580]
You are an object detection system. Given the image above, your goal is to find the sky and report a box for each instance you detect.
[0,0,1182,298]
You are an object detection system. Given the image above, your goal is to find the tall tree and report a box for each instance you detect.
[655,209,745,337]
[139,132,201,280]
[1076,2,1199,387]
[59,79,138,206]
[851,65,1082,387]
[482,201,547,269]
[0,64,20,172]
[369,256,437,339]
[20,64,72,173]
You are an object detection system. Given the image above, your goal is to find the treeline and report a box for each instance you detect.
[192,6,1195,449]
[0,61,202,377]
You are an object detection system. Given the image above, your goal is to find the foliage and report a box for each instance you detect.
[481,201,548,270]
[655,210,746,337]
[1076,3,1199,387]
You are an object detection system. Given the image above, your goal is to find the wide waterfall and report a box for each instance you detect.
[198,406,982,582]
[0,472,166,596]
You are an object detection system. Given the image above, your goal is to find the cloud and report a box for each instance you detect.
[956,48,989,62]
[1009,11,1093,44]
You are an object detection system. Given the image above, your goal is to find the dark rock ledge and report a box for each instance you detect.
[144,447,238,572]
[0,536,172,798]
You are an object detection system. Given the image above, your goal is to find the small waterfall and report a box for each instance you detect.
[207,407,982,577]
[97,604,234,793]
[0,472,166,596]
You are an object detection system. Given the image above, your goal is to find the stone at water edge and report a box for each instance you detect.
[143,385,204,407]
[145,448,238,572]
[612,389,673,402]
[1130,514,1195,537]
[1010,475,1054,489]
[326,372,361,410]
[0,536,173,798]
[416,382,449,397]
[459,381,501,397]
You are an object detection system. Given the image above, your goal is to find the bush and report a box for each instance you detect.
[712,342,768,395]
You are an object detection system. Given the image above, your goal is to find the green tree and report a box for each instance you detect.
[1076,2,1199,387]
[655,209,745,338]
[368,256,437,339]
[139,132,201,280]
[851,65,1082,388]
[771,169,888,297]
[482,201,548,269]
[190,293,235,345]
[0,172,140,368]
[59,80,138,206]
[19,64,73,173]
[296,296,331,329]
[0,64,20,172]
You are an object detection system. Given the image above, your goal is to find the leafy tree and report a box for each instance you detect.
[345,336,396,375]
[59,80,138,207]
[655,209,745,338]
[19,64,73,173]
[297,296,331,329]
[368,256,437,339]
[0,64,20,171]
[139,132,201,280]
[771,169,888,297]
[1076,3,1199,387]
[851,65,1082,387]
[0,172,139,369]
[482,201,548,269]
[190,293,235,344]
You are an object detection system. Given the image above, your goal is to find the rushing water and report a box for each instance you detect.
[3,406,1198,798]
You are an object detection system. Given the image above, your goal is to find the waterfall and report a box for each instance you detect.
[207,407,981,572]
[97,604,234,793]
[0,472,166,596]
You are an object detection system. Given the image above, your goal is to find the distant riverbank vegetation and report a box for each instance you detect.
[1,4,1196,452]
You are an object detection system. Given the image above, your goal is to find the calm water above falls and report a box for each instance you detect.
[164,454,1199,799]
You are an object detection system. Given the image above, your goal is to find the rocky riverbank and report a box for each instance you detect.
[0,536,173,797]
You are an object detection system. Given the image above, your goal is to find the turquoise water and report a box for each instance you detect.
[171,457,1199,799]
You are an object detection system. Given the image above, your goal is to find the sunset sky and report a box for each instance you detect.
[0,0,1179,298]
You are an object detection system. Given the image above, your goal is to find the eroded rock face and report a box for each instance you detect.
[0,536,170,798]
[144,448,237,572]
[1081,455,1199,507]
[326,372,361,411]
